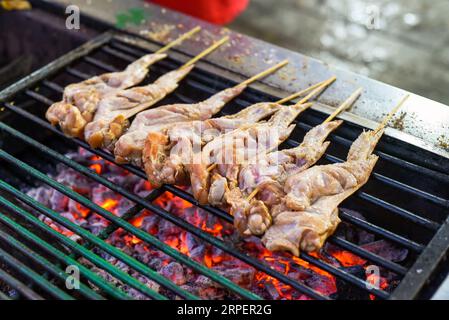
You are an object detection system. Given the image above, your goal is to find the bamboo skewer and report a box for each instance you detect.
[246,87,362,202]
[276,80,328,104]
[246,93,409,202]
[122,37,230,120]
[238,60,289,87]
[323,87,363,123]
[295,76,336,105]
[180,36,230,70]
[374,94,410,134]
[206,77,337,173]
[155,26,201,54]
[246,184,261,202]
[123,57,288,120]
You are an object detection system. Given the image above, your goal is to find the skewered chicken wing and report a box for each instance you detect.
[114,84,247,166]
[84,66,194,149]
[190,103,310,204]
[46,53,166,137]
[142,102,281,186]
[225,120,343,236]
[262,129,383,256]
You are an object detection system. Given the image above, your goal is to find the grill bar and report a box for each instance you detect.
[0,211,131,300]
[0,229,103,300]
[0,246,74,300]
[0,291,11,300]
[327,237,407,275]
[1,101,428,254]
[1,98,411,300]
[0,145,388,299]
[107,35,449,184]
[0,194,168,300]
[0,138,263,300]
[1,114,395,300]
[30,71,446,232]
[27,27,449,205]
[0,109,335,300]
[0,132,263,300]
[0,267,43,300]
[0,31,447,300]
[93,188,164,243]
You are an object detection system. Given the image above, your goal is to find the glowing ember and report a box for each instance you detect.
[75,203,90,218]
[25,147,406,300]
[99,198,119,211]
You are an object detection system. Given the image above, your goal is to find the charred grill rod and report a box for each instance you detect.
[1,33,444,300]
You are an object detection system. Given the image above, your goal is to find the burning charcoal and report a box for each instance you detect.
[126,274,160,300]
[116,197,135,217]
[26,186,51,207]
[194,275,226,299]
[157,220,181,236]
[336,208,375,244]
[91,185,120,210]
[185,232,200,252]
[133,179,152,197]
[334,265,370,300]
[85,214,109,234]
[160,262,186,285]
[141,215,160,234]
[357,230,376,245]
[146,257,164,270]
[49,190,69,212]
[361,240,408,262]
[304,274,336,296]
[213,266,255,287]
[263,281,290,300]
[189,245,206,264]
[60,211,86,226]
[210,247,226,264]
[56,169,92,194]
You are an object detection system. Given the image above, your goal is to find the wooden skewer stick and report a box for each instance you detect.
[122,61,288,120]
[295,76,336,106]
[246,87,361,202]
[323,87,363,123]
[206,78,336,173]
[122,37,230,120]
[207,163,218,172]
[237,60,289,87]
[246,185,260,202]
[276,80,327,104]
[374,94,410,134]
[155,26,201,54]
[180,36,229,70]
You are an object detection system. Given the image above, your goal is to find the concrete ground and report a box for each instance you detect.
[230,0,449,105]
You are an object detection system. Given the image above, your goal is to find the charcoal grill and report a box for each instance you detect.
[0,21,449,300]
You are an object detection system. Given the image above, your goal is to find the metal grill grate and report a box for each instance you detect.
[0,31,449,300]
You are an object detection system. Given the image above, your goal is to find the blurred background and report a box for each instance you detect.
[227,0,449,105]
[1,0,448,106]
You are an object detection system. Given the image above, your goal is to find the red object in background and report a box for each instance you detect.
[150,0,249,25]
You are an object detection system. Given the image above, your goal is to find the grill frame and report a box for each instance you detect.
[0,31,448,300]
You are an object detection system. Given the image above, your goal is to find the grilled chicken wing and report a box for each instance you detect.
[84,66,193,149]
[46,53,166,138]
[142,102,280,187]
[114,84,247,166]
[262,130,383,256]
[225,120,343,236]
[190,104,309,205]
